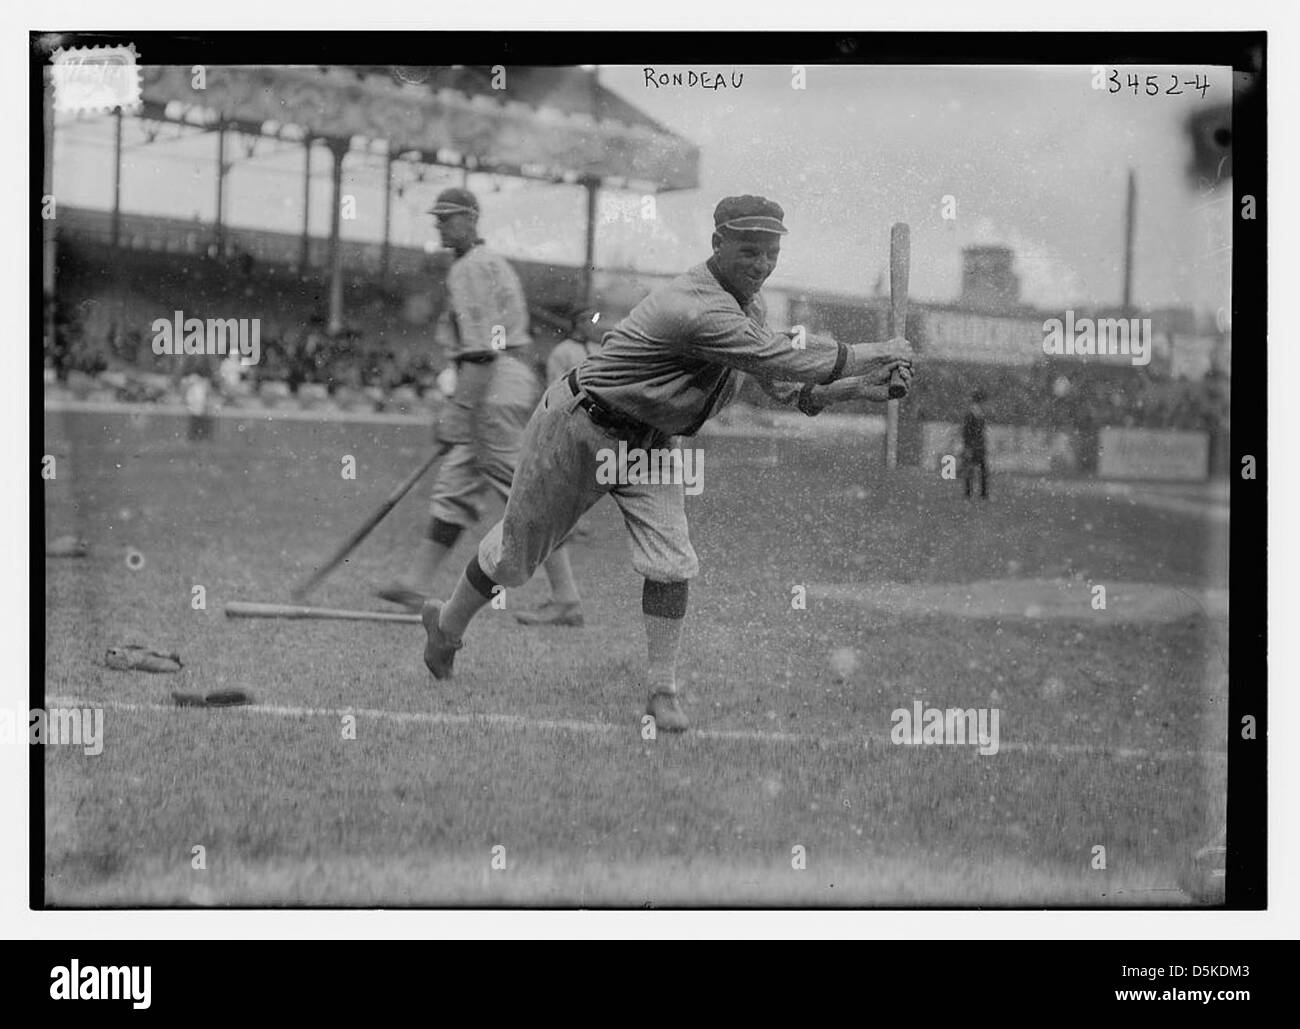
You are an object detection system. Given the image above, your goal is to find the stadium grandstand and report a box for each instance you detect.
[43,64,1229,477]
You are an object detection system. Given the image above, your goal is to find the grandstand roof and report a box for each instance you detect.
[139,64,699,191]
[352,66,674,136]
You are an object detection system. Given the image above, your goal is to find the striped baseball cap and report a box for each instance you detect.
[713,195,788,235]
[428,187,480,217]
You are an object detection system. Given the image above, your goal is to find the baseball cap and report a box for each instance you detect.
[428,187,480,217]
[713,195,788,235]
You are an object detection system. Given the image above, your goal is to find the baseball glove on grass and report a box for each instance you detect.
[105,645,183,673]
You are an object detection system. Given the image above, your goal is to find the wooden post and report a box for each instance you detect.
[1122,168,1136,314]
[380,149,394,283]
[111,107,123,247]
[299,137,312,270]
[326,138,348,334]
[214,120,226,257]
[583,178,598,305]
[43,68,57,351]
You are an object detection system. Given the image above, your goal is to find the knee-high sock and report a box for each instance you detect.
[542,545,581,605]
[438,555,496,641]
[406,519,465,590]
[408,540,451,590]
[643,579,688,695]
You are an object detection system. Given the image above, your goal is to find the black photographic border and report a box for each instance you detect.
[29,29,1266,912]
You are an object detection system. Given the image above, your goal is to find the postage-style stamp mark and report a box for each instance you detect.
[50,44,142,114]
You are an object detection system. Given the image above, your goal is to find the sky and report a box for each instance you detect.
[52,63,1233,316]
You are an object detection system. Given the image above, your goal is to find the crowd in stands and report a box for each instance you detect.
[736,355,1229,435]
[43,287,564,412]
[45,253,1228,435]
[48,298,1229,436]
[905,359,1229,434]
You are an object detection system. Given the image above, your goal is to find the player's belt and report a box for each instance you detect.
[454,349,525,366]
[566,369,658,441]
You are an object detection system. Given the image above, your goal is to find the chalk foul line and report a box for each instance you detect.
[45,695,1227,763]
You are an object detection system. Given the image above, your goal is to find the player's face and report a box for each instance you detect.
[713,231,781,297]
[436,212,476,251]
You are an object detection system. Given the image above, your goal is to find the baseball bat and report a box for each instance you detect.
[226,601,421,624]
[289,443,449,601]
[888,222,910,399]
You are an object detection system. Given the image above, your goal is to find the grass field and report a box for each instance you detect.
[41,406,1229,906]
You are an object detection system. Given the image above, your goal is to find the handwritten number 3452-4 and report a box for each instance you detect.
[1107,71,1210,98]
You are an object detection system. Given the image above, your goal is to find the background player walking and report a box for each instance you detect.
[377,187,584,627]
[962,389,990,500]
[420,195,914,731]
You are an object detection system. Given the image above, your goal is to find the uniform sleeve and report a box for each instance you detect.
[447,252,527,355]
[681,298,849,385]
[753,376,829,416]
[752,377,802,406]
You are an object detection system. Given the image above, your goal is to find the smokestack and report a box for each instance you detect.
[1122,169,1136,313]
[960,245,1019,312]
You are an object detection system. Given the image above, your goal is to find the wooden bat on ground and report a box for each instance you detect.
[888,221,910,399]
[226,601,421,624]
[289,443,450,602]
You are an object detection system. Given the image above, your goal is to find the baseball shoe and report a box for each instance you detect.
[513,600,585,627]
[376,581,427,613]
[646,690,690,733]
[169,689,254,708]
[421,599,463,679]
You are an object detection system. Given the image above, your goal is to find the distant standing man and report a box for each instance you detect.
[961,389,989,500]
[419,194,914,731]
[377,187,584,626]
[547,305,606,384]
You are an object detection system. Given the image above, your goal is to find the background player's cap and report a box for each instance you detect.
[428,187,480,217]
[713,195,788,235]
